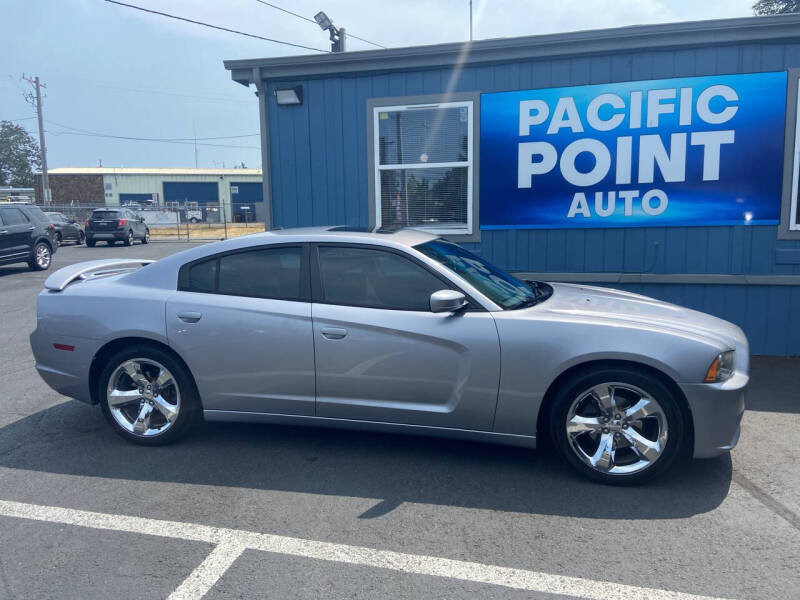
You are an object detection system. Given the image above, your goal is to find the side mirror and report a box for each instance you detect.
[430,289,468,313]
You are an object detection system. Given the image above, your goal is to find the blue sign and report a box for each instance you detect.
[480,72,787,229]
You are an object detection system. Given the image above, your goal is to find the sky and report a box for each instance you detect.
[1,0,757,170]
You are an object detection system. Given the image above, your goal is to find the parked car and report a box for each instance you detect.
[45,211,85,245]
[0,202,58,271]
[29,227,748,484]
[85,208,150,247]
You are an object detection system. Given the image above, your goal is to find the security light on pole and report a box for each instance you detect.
[314,10,346,53]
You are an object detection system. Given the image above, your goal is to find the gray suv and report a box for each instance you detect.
[0,202,58,271]
[85,208,150,247]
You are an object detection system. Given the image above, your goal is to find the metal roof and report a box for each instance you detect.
[45,167,262,176]
[225,14,800,85]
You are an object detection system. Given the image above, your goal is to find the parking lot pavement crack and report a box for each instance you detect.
[732,469,800,532]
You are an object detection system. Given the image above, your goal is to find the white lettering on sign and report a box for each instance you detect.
[515,81,742,220]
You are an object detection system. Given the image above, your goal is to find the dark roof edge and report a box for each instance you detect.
[224,14,800,84]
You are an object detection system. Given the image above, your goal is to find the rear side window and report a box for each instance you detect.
[187,260,217,293]
[179,246,304,301]
[24,206,48,222]
[317,246,447,311]
[0,208,29,225]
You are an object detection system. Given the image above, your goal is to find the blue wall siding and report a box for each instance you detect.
[264,41,800,355]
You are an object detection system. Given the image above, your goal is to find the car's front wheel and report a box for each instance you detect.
[77,231,85,245]
[98,345,200,445]
[549,367,684,485]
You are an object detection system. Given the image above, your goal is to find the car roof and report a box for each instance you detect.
[267,225,438,246]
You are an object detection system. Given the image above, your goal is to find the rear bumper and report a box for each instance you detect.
[29,327,96,404]
[86,232,124,240]
[680,371,747,458]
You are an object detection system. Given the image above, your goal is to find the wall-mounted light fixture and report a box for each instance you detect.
[275,85,303,106]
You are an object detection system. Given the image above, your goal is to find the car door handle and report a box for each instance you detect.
[320,327,347,340]
[177,311,202,323]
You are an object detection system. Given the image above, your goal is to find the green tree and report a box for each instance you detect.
[753,0,800,14]
[0,120,40,187]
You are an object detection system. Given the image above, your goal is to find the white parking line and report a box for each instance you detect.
[168,541,246,600]
[0,499,731,600]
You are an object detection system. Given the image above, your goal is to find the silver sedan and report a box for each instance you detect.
[30,227,747,484]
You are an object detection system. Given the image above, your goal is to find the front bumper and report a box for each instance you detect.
[680,371,747,458]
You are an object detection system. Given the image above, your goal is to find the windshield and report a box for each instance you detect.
[416,239,541,309]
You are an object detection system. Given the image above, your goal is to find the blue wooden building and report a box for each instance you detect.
[225,15,800,355]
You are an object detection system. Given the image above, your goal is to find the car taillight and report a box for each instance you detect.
[49,223,55,229]
[118,218,126,226]
[84,219,89,227]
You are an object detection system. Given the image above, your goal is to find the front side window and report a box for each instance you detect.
[180,246,303,300]
[318,246,448,311]
[0,208,29,225]
[374,101,473,235]
[416,239,540,310]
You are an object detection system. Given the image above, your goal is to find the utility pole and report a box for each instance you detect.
[470,1,473,41]
[22,74,50,205]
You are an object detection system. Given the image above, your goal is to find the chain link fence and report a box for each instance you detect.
[43,202,265,242]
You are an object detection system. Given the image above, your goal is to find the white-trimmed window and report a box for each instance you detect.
[373,101,473,235]
[791,77,800,231]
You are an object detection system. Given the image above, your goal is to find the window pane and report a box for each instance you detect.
[380,167,468,229]
[0,208,28,225]
[24,206,47,222]
[318,246,447,311]
[378,106,469,165]
[218,247,302,299]
[188,259,217,293]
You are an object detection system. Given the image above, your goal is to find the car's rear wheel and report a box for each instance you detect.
[86,239,96,247]
[142,228,150,244]
[123,230,134,246]
[549,367,684,485]
[99,345,200,445]
[28,242,52,271]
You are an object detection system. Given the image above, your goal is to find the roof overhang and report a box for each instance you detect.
[224,14,800,86]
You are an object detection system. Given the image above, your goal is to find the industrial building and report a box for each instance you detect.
[224,14,800,355]
[34,168,264,222]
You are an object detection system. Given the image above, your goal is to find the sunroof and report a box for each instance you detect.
[327,225,401,234]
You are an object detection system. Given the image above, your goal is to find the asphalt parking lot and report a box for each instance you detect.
[0,240,798,600]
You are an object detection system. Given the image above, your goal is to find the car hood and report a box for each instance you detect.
[534,282,746,351]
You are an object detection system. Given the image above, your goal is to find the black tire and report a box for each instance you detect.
[55,232,62,246]
[77,231,85,245]
[86,239,96,247]
[142,228,150,244]
[123,230,134,246]
[28,242,52,271]
[549,367,685,485]
[98,344,201,446]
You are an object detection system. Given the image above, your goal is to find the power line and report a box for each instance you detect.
[46,119,258,141]
[104,0,328,53]
[251,0,387,49]
[43,119,260,149]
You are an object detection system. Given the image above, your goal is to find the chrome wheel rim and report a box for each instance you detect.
[106,358,180,437]
[145,230,150,242]
[35,245,51,268]
[566,382,668,476]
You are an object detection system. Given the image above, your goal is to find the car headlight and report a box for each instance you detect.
[704,350,735,382]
